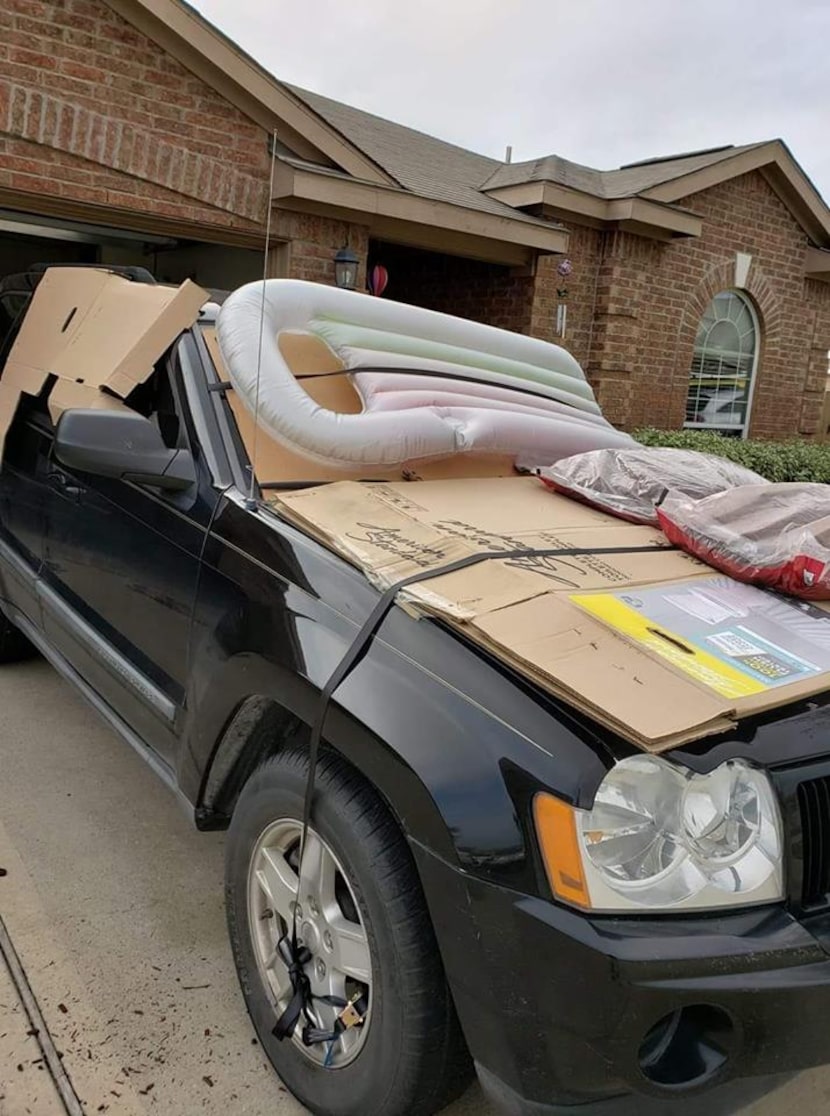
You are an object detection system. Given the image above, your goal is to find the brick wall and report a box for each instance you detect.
[566,171,830,437]
[365,241,535,334]
[276,210,370,290]
[0,0,269,230]
[529,224,603,370]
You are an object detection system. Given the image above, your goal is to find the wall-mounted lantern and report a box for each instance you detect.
[334,245,360,290]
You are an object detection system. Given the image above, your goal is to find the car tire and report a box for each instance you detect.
[225,745,472,1116]
[0,612,35,664]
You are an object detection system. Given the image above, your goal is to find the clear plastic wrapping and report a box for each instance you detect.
[657,483,830,600]
[536,447,766,524]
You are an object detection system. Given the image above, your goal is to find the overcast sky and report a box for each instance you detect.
[192,0,830,200]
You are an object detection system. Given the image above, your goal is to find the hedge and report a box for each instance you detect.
[633,428,830,484]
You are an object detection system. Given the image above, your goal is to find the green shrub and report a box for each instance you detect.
[633,428,830,484]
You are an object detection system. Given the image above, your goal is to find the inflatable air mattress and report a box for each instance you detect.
[216,280,633,469]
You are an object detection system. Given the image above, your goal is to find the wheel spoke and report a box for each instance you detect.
[300,830,338,911]
[338,1023,364,1061]
[256,846,298,921]
[328,915,371,983]
[248,819,372,1069]
[260,944,292,999]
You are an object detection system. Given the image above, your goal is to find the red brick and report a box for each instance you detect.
[0,0,267,231]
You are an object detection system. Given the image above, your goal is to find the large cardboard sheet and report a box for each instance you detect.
[0,267,207,458]
[275,477,830,750]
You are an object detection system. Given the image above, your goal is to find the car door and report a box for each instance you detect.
[0,386,53,631]
[0,271,52,631]
[38,345,219,765]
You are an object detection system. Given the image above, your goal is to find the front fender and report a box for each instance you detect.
[181,502,612,892]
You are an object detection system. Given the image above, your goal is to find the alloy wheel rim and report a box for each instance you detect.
[247,818,372,1067]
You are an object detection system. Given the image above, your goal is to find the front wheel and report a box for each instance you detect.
[225,747,472,1116]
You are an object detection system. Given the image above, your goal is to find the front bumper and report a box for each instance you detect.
[413,842,830,1113]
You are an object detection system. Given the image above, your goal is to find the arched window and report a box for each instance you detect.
[684,291,759,436]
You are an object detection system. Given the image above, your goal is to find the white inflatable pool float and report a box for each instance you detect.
[216,279,633,469]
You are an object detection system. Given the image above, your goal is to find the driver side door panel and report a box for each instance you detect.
[39,359,217,765]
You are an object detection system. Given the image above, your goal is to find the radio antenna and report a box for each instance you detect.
[246,128,279,509]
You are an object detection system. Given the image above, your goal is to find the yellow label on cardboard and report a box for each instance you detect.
[570,593,767,699]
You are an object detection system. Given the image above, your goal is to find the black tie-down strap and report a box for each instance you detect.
[272,542,673,1053]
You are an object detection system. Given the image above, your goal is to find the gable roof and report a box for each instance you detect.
[281,84,830,245]
[111,0,830,250]
[480,143,766,198]
[286,85,547,228]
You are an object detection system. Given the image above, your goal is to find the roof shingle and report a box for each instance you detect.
[286,84,551,227]
[286,85,774,220]
[480,144,768,197]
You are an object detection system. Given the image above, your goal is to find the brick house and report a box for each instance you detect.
[2,0,830,438]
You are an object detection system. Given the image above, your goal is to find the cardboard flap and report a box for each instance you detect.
[0,365,50,455]
[0,268,207,460]
[277,476,830,751]
[48,382,134,425]
[475,594,735,743]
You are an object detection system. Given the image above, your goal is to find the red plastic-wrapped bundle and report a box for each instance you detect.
[657,483,830,600]
[536,447,766,524]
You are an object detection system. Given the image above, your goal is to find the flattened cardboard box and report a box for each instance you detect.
[276,477,830,751]
[0,267,207,458]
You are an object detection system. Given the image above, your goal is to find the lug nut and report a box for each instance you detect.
[316,959,326,981]
[323,930,333,951]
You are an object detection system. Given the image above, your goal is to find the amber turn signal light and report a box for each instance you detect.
[533,792,591,909]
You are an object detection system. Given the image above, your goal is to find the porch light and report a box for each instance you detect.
[334,245,360,290]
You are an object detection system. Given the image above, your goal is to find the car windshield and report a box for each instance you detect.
[196,324,516,489]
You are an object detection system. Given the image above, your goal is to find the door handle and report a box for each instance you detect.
[47,471,82,499]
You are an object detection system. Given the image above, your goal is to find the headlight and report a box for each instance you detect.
[534,756,784,913]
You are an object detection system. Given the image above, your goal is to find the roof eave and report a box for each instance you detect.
[806,246,830,283]
[484,182,702,238]
[606,197,703,238]
[272,162,569,265]
[640,140,830,246]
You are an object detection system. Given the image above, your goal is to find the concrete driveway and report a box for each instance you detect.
[1,658,830,1116]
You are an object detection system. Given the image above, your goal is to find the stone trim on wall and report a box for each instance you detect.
[668,255,783,433]
[679,257,782,340]
[0,78,268,223]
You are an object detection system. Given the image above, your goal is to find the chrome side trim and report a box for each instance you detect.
[11,607,191,814]
[36,580,176,724]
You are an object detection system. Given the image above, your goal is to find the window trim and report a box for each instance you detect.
[684,289,760,439]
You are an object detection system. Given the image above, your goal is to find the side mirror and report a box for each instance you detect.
[54,409,196,492]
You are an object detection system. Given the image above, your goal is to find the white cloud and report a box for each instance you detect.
[193,0,830,199]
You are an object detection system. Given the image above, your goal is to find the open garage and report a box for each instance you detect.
[0,208,262,294]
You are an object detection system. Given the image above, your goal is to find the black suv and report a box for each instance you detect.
[2,266,830,1116]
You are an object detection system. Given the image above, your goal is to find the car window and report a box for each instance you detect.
[7,352,188,454]
[126,361,186,451]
